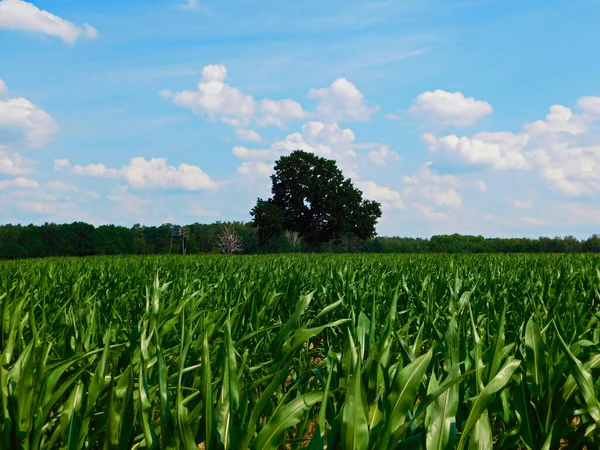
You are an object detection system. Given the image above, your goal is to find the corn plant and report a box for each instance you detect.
[0,254,599,449]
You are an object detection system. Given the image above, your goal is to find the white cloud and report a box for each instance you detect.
[274,121,356,163]
[509,199,532,209]
[540,166,591,196]
[85,190,100,199]
[421,96,600,198]
[402,162,462,209]
[190,207,220,217]
[107,185,152,218]
[232,146,275,160]
[0,176,39,189]
[55,156,217,191]
[308,78,378,123]
[258,98,307,128]
[519,216,549,226]
[422,131,533,170]
[167,64,307,129]
[15,199,75,214]
[0,0,97,43]
[53,159,70,171]
[403,161,460,188]
[413,203,448,222]
[384,112,401,121]
[171,64,255,128]
[0,148,35,175]
[474,180,487,192]
[409,90,493,127]
[232,121,359,175]
[552,202,600,225]
[0,96,58,147]
[357,180,404,210]
[236,161,273,178]
[122,157,217,191]
[0,79,7,95]
[55,159,120,177]
[524,105,588,137]
[577,96,600,116]
[368,145,401,166]
[235,128,262,142]
[47,180,77,192]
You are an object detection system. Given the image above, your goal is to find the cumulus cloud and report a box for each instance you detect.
[233,121,359,177]
[258,98,307,127]
[524,105,588,137]
[402,162,462,209]
[368,145,401,166]
[0,79,7,95]
[232,146,275,160]
[0,148,35,175]
[412,203,448,222]
[0,176,39,189]
[235,128,262,142]
[357,180,404,210]
[236,161,273,178]
[552,202,600,225]
[384,112,402,121]
[15,199,75,214]
[0,96,58,147]
[122,157,217,191]
[0,0,97,43]
[409,90,493,127]
[106,186,152,219]
[165,64,307,129]
[422,96,600,197]
[54,159,120,177]
[47,180,78,192]
[308,78,378,123]
[170,64,255,128]
[55,157,218,191]
[539,166,591,196]
[422,131,533,170]
[577,96,600,116]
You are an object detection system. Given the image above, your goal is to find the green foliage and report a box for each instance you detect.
[251,150,382,247]
[1,253,600,448]
[2,221,600,259]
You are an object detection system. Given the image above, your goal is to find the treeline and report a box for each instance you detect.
[0,222,599,259]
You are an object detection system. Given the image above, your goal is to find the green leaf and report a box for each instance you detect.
[426,366,460,450]
[380,349,433,446]
[456,358,521,450]
[555,324,600,423]
[341,358,369,450]
[524,317,545,399]
[253,392,324,450]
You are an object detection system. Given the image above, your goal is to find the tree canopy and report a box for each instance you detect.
[0,221,599,258]
[250,150,382,247]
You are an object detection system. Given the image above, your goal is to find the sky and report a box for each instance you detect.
[1,0,600,238]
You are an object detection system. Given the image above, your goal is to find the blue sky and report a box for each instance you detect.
[1,0,600,238]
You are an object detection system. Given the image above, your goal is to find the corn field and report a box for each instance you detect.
[1,254,600,449]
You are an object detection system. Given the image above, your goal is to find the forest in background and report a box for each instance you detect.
[0,221,599,259]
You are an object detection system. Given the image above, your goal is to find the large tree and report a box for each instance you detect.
[250,150,382,247]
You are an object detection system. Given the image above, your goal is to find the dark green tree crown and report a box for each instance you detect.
[251,150,382,247]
